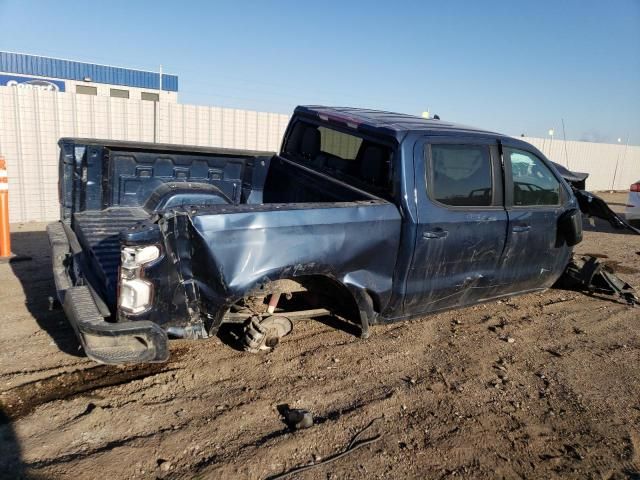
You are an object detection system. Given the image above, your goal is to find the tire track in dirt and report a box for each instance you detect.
[25,425,181,471]
[0,360,91,380]
[0,348,188,421]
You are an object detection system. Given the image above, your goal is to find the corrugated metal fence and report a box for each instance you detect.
[0,85,638,223]
[0,86,289,222]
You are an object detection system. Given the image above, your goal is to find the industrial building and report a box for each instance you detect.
[0,51,178,103]
[0,52,289,223]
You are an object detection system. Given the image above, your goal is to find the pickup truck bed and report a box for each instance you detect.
[73,207,150,307]
[50,135,400,363]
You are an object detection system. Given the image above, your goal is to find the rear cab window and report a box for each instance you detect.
[318,126,362,160]
[282,121,393,198]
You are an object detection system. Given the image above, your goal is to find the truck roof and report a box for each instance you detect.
[296,105,504,141]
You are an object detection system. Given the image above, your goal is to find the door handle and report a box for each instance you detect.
[423,229,448,239]
[512,225,531,233]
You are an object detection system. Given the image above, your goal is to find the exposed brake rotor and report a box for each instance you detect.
[242,315,293,353]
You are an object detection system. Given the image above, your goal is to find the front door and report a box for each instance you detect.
[498,143,574,292]
[403,136,508,316]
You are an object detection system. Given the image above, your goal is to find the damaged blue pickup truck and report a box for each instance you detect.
[48,106,636,364]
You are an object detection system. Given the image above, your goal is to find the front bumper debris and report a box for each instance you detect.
[559,255,639,306]
[47,222,169,364]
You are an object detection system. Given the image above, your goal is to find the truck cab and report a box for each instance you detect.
[287,107,578,318]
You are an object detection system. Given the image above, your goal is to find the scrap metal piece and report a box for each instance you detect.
[278,405,314,431]
[159,212,208,335]
[573,189,640,235]
[560,255,639,306]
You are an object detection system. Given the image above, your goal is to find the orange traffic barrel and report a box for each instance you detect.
[0,155,10,259]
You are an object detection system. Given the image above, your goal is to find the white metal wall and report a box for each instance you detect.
[0,84,638,223]
[0,86,289,222]
[520,136,640,191]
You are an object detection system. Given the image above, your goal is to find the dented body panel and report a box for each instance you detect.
[167,200,401,331]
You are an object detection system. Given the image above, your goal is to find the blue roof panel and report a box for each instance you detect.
[0,52,178,92]
[296,105,501,140]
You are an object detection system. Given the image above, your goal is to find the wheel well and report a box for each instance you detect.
[295,275,361,324]
[233,275,361,325]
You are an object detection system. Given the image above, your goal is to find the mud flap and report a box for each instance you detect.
[558,256,639,306]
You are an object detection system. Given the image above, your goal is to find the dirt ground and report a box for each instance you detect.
[1,192,639,480]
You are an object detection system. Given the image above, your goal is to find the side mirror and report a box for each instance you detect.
[558,209,583,247]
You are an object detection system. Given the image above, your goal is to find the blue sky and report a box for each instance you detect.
[1,0,638,144]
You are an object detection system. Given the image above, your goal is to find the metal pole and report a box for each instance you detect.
[610,137,626,191]
[153,101,157,143]
[155,64,163,143]
[611,154,620,191]
[561,118,569,168]
[617,134,630,190]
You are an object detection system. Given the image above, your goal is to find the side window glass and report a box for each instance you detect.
[429,144,493,207]
[507,149,560,206]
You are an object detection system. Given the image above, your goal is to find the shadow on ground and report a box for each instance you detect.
[216,314,360,352]
[9,230,83,358]
[0,407,26,480]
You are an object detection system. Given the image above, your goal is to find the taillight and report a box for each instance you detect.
[121,245,160,268]
[631,183,640,192]
[120,278,153,314]
[118,245,160,314]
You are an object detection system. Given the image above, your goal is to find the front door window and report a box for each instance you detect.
[505,148,560,206]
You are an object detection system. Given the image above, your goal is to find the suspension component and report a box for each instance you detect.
[242,315,293,353]
[267,293,281,314]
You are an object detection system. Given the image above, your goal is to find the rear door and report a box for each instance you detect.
[403,136,508,315]
[498,141,574,292]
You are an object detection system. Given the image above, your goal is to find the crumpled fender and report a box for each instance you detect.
[161,202,402,333]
